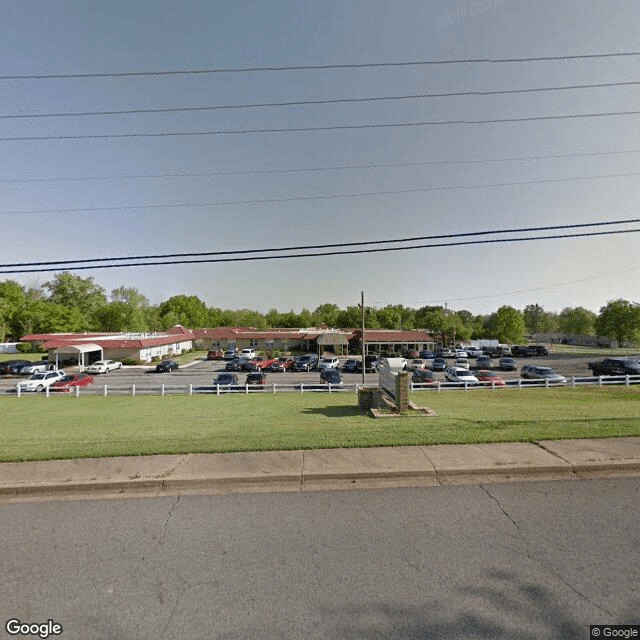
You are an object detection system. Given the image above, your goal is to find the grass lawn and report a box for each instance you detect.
[1,386,639,462]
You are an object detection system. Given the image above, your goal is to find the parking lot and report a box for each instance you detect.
[3,352,636,395]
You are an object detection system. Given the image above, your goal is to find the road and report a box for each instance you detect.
[1,477,638,639]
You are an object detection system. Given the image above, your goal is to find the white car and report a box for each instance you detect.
[406,359,427,371]
[240,348,257,360]
[454,349,468,359]
[318,356,340,370]
[85,360,122,374]
[466,348,484,358]
[17,370,66,392]
[444,367,479,384]
[455,357,470,370]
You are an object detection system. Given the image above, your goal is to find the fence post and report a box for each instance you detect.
[328,383,332,393]
[598,376,603,387]
[545,379,549,389]
[245,384,249,395]
[300,383,304,394]
[355,382,358,394]
[104,385,108,397]
[626,375,630,387]
[491,381,495,391]
[76,385,80,397]
[161,384,165,397]
[189,384,193,396]
[132,384,136,397]
[16,385,20,398]
[518,379,522,390]
[216,384,220,396]
[464,381,468,392]
[436,381,441,393]
[45,386,50,398]
[572,377,576,388]
[273,383,276,394]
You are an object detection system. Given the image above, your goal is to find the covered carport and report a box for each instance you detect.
[53,343,103,370]
[316,332,349,356]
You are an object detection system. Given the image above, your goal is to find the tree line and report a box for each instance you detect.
[0,273,639,347]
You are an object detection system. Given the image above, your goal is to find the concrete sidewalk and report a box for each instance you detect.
[1,437,640,503]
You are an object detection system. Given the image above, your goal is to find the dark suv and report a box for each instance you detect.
[245,371,267,385]
[294,354,319,371]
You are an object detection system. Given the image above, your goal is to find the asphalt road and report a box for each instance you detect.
[1,478,638,639]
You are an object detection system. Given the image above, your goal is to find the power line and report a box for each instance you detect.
[4,170,640,217]
[2,51,640,80]
[0,228,636,274]
[374,265,640,305]
[4,109,640,142]
[4,80,640,120]
[3,148,640,185]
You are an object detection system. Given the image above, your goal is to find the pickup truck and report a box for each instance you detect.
[587,358,640,376]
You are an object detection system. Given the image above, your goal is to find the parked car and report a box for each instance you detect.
[245,371,267,385]
[455,349,468,359]
[318,356,340,370]
[241,348,257,360]
[444,367,479,384]
[438,348,455,358]
[3,360,31,375]
[225,357,249,372]
[411,369,437,385]
[511,345,528,357]
[342,359,360,373]
[320,368,343,385]
[364,355,380,372]
[455,357,470,370]
[155,359,179,373]
[527,345,549,356]
[402,349,420,359]
[16,370,66,392]
[419,350,435,359]
[520,366,566,384]
[267,357,295,372]
[407,358,427,371]
[294,354,319,371]
[475,370,506,386]
[49,373,95,392]
[223,349,238,360]
[206,349,223,360]
[431,357,447,371]
[498,357,517,371]
[213,373,240,389]
[466,348,484,358]
[476,355,492,370]
[248,356,277,371]
[17,361,49,375]
[85,360,122,374]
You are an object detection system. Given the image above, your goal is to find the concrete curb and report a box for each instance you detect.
[1,438,640,502]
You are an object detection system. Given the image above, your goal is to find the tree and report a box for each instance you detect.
[42,272,107,328]
[93,286,151,333]
[523,304,545,335]
[313,303,340,327]
[595,299,640,347]
[157,295,209,328]
[486,306,526,344]
[558,307,596,336]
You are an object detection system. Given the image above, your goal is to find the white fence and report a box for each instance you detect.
[11,374,640,397]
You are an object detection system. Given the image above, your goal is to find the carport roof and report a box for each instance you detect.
[53,343,103,354]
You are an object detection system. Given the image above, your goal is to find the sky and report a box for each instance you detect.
[2,0,640,317]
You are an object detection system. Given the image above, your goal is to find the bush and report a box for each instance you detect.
[16,342,34,353]
[121,357,144,366]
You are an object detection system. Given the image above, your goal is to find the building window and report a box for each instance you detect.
[265,340,274,349]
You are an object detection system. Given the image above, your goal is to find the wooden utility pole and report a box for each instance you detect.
[361,290,366,385]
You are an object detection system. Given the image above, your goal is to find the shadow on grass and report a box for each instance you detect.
[301,405,364,418]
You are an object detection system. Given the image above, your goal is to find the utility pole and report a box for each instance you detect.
[361,290,366,385]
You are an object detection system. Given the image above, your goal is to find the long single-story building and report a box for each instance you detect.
[20,325,195,368]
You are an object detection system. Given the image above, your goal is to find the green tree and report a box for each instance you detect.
[94,286,151,332]
[557,307,596,336]
[486,306,526,343]
[157,295,209,328]
[42,272,107,328]
[595,299,640,347]
[523,304,545,335]
[313,303,341,327]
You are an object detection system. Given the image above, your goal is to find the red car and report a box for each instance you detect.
[206,349,223,360]
[250,356,278,370]
[49,373,95,392]
[475,370,506,386]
